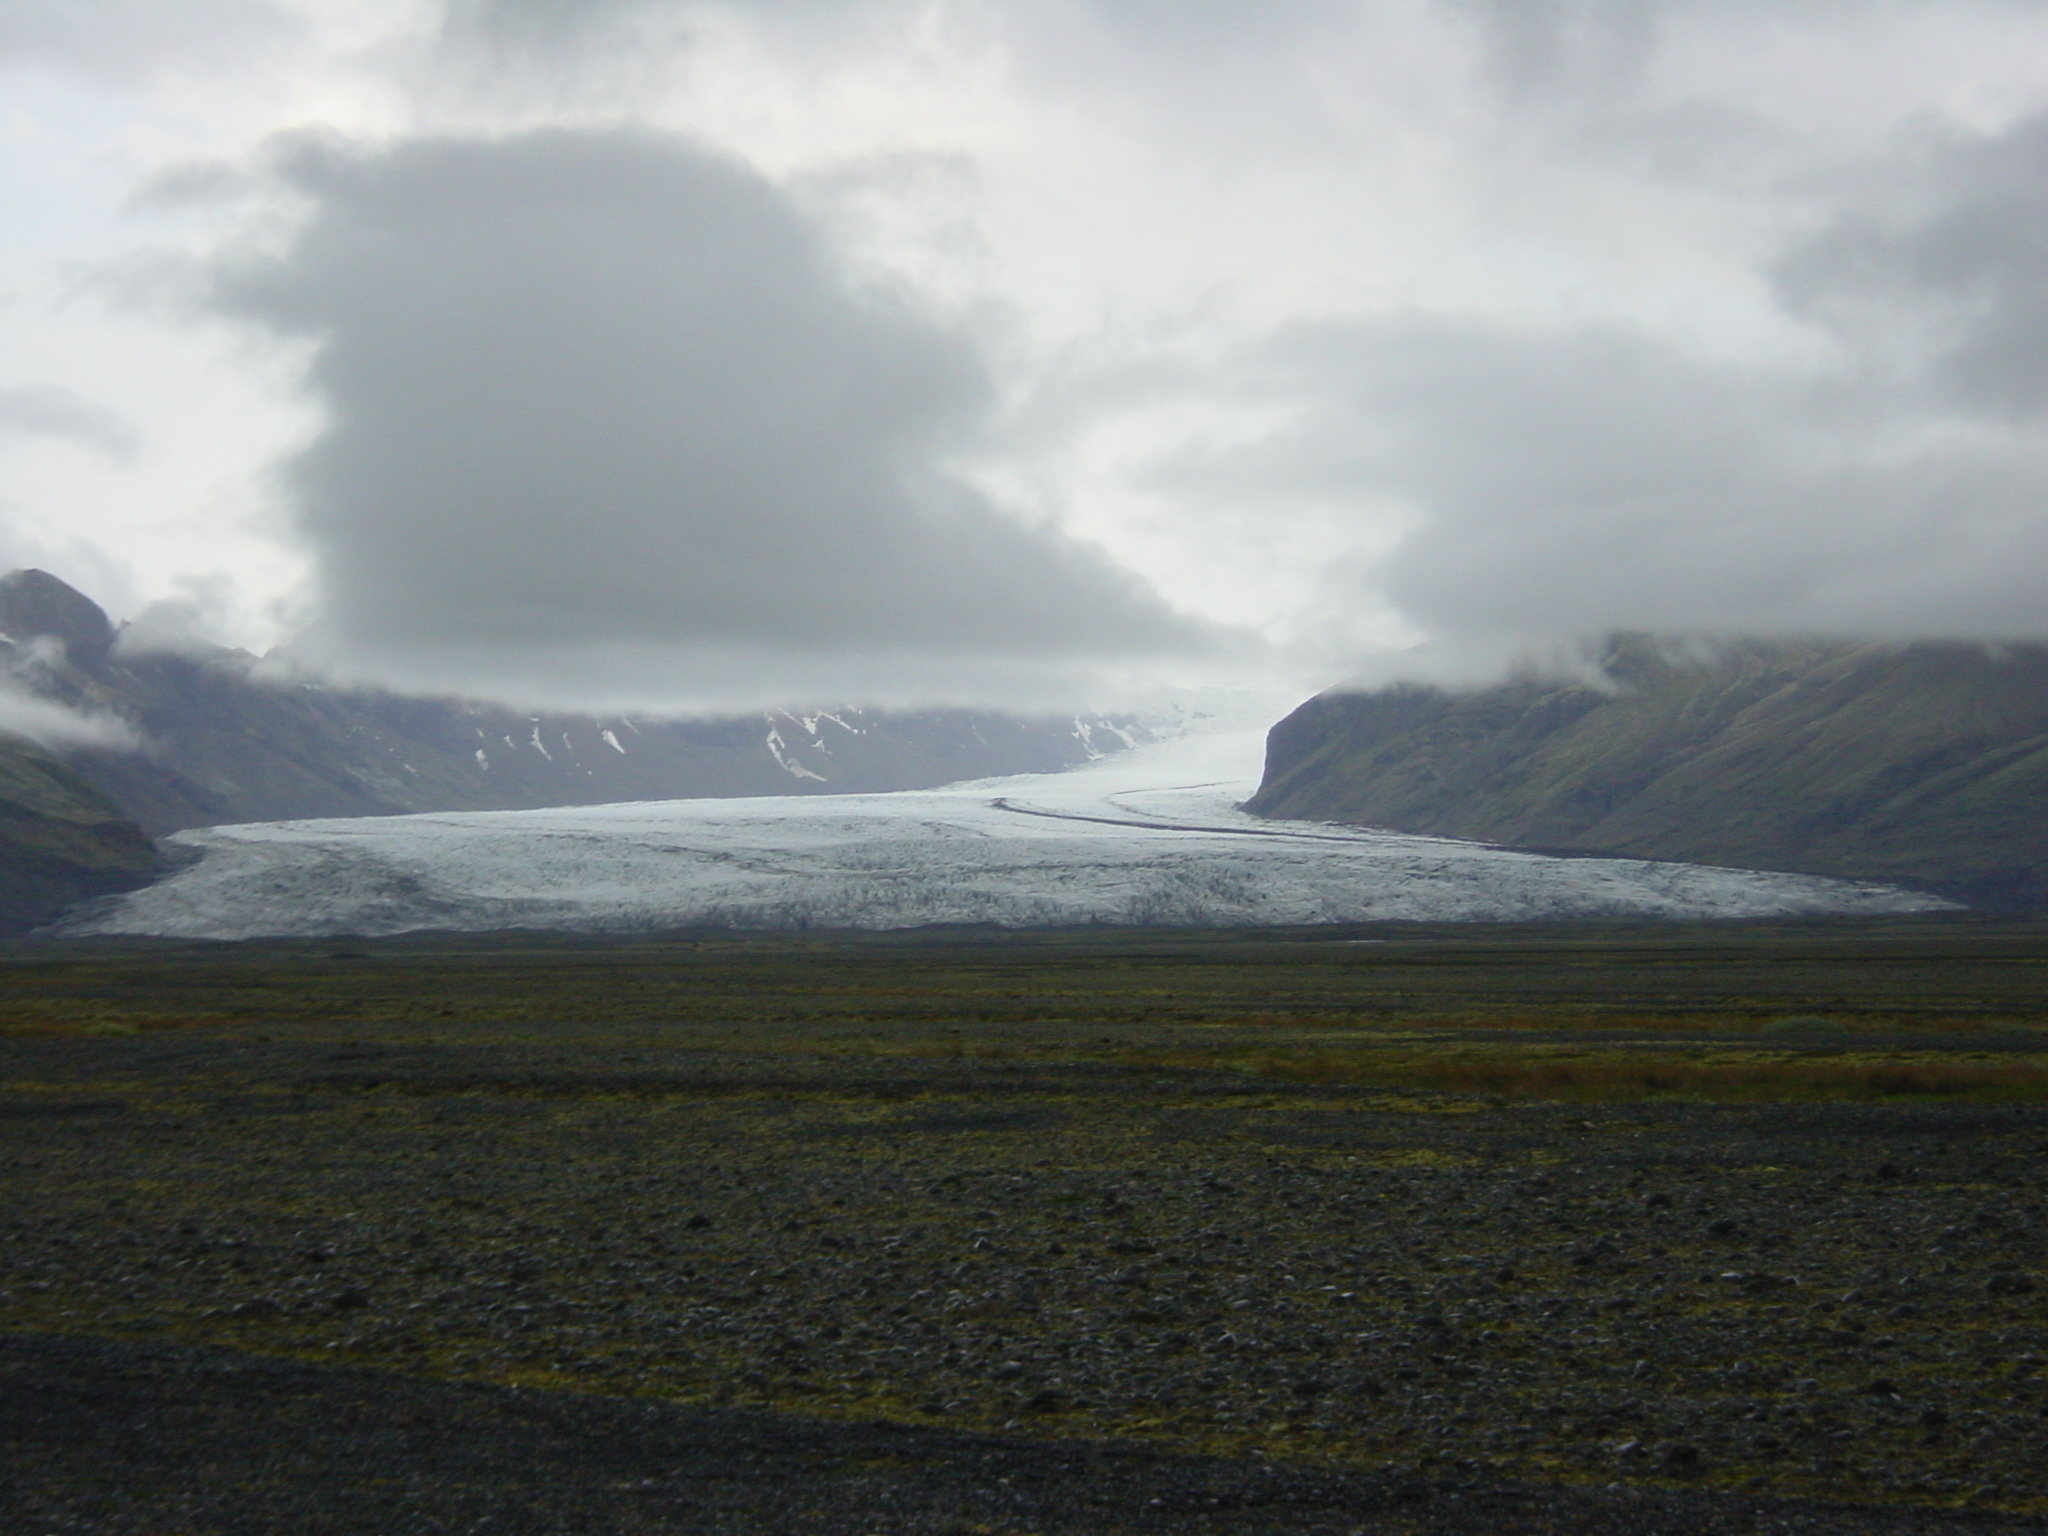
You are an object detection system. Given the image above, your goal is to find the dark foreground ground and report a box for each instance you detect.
[2,917,2045,1532]
[9,1330,2043,1535]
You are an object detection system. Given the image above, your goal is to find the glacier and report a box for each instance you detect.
[67,727,1951,940]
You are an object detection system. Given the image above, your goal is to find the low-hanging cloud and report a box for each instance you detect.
[1262,316,2048,664]
[0,674,139,752]
[206,127,1213,707]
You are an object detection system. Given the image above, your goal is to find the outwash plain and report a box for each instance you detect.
[4,917,2047,1533]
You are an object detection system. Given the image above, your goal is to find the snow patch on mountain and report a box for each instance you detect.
[764,726,827,782]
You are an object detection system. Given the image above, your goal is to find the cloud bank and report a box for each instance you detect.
[207,128,1216,707]
[1088,97,2048,681]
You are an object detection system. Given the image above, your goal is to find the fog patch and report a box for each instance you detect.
[0,678,140,752]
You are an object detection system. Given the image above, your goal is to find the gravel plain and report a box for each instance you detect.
[8,1329,2044,1535]
[4,1019,2045,1532]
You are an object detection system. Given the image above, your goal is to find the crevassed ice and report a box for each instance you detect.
[68,728,1953,940]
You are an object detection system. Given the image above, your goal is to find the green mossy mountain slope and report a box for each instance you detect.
[1245,636,2048,907]
[0,738,158,932]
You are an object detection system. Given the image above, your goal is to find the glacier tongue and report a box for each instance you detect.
[68,728,1952,940]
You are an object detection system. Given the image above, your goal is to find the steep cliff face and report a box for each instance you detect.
[1245,636,2048,907]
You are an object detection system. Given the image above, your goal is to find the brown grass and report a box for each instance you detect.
[0,1009,241,1038]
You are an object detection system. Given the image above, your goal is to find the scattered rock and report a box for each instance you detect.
[1662,1444,1702,1472]
[9,1035,2046,1517]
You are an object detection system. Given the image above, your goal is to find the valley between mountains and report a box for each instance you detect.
[64,729,1942,941]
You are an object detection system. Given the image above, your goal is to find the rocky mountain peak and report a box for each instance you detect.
[0,568,115,660]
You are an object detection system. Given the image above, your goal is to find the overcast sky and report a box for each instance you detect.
[4,0,2048,709]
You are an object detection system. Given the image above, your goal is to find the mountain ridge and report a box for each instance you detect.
[0,569,1154,930]
[0,569,1151,838]
[1243,635,2048,908]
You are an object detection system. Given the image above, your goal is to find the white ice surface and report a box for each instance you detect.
[71,728,1951,939]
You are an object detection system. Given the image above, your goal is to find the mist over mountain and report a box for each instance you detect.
[2,564,2038,934]
[0,569,1156,929]
[1246,635,2048,909]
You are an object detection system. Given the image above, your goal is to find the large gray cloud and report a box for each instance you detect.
[208,128,1209,705]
